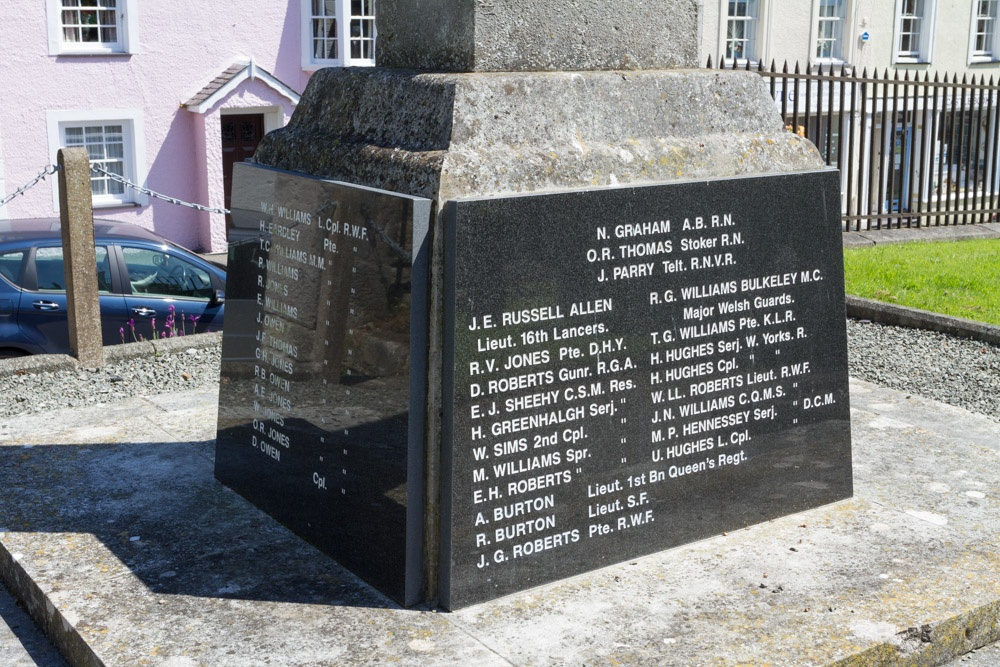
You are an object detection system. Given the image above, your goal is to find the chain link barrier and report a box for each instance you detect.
[90,164,230,215]
[1,163,231,215]
[0,164,61,208]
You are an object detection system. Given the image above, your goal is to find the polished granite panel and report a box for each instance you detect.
[215,163,430,606]
[442,170,852,608]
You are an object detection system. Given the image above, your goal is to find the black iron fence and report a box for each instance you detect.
[712,57,1000,231]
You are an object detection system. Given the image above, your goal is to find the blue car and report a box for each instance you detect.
[0,218,226,357]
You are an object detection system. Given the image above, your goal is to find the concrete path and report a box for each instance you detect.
[841,221,1000,247]
[1,380,999,666]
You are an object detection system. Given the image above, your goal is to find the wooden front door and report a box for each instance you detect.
[221,113,265,233]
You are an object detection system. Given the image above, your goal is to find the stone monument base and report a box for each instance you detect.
[256,68,822,202]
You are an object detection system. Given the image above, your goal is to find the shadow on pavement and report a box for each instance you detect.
[0,438,405,611]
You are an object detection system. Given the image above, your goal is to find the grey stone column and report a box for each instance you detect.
[58,147,104,368]
[253,0,825,602]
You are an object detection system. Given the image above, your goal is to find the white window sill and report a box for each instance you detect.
[813,59,851,70]
[969,56,1000,65]
[55,46,131,56]
[303,59,375,72]
[302,61,342,71]
[720,58,760,69]
[894,56,930,65]
[93,201,141,210]
[924,188,992,202]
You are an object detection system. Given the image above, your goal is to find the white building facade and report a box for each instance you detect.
[0,1,378,251]
[700,0,1000,75]
[700,1,1000,226]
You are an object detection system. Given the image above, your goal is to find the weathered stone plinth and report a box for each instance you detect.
[255,68,823,204]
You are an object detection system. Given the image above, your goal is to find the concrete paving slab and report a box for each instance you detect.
[0,581,66,667]
[141,387,221,464]
[948,641,1000,665]
[1,380,999,666]
[0,400,172,448]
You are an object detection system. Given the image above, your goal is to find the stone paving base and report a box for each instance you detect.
[1,381,999,666]
[0,579,66,667]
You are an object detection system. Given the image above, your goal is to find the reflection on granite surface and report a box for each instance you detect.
[216,164,429,606]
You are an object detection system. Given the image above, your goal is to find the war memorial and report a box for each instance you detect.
[5,2,1000,665]
[214,0,851,610]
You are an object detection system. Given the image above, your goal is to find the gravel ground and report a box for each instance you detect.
[846,319,1000,422]
[0,346,220,420]
[0,320,998,423]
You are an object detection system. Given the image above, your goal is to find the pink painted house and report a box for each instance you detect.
[0,0,376,252]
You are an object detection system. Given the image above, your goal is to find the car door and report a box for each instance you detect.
[16,244,129,353]
[119,244,223,340]
[0,249,29,352]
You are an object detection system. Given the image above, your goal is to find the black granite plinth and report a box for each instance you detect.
[442,170,852,609]
[215,163,431,606]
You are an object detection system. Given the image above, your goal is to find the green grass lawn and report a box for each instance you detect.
[843,238,1000,326]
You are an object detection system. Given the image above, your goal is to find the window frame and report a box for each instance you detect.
[724,0,761,64]
[814,0,848,64]
[970,0,1000,63]
[301,0,377,71]
[893,0,937,65]
[46,109,147,211]
[64,123,130,203]
[46,0,139,56]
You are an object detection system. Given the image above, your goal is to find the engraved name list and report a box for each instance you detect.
[443,172,852,608]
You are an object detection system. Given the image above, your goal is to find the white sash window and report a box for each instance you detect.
[302,0,376,70]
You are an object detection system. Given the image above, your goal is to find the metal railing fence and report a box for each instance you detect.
[712,57,1000,232]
